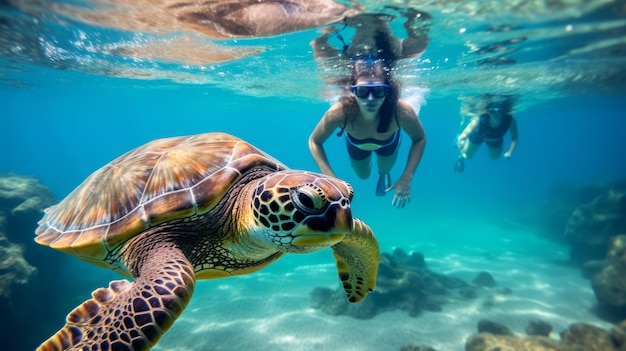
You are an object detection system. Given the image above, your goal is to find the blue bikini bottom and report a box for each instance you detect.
[346,130,401,161]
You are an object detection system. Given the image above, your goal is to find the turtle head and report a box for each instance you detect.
[250,171,354,253]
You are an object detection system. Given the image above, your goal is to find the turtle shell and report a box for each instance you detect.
[35,132,286,267]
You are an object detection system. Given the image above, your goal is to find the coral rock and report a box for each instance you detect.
[526,318,553,337]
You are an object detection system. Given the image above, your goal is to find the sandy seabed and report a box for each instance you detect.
[153,218,610,351]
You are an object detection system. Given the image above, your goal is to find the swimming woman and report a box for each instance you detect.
[308,58,426,208]
[455,94,519,172]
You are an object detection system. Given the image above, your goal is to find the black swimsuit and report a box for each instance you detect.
[469,113,512,147]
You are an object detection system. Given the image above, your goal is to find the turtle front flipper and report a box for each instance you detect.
[331,218,380,303]
[37,247,196,351]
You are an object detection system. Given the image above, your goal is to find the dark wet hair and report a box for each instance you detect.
[343,14,402,64]
[339,58,399,134]
[479,94,516,125]
[484,94,516,113]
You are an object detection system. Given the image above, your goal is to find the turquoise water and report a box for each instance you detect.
[2,1,626,350]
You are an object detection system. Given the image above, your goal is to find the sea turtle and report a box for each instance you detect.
[35,132,379,351]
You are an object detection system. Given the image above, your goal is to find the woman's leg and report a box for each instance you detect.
[487,145,503,159]
[377,147,400,175]
[375,150,397,196]
[350,155,373,179]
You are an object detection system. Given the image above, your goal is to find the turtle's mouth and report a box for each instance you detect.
[290,200,352,247]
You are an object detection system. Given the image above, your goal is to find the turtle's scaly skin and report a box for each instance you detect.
[35,132,379,351]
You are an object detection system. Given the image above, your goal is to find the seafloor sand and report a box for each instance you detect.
[152,216,611,351]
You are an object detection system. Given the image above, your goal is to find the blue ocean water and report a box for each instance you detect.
[1,1,626,350]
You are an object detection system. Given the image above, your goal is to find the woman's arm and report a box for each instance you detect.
[457,117,479,148]
[310,27,341,60]
[396,101,426,186]
[401,9,431,59]
[389,101,426,207]
[504,117,519,159]
[308,104,345,177]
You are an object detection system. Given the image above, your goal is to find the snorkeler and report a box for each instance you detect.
[455,94,519,172]
[308,58,426,208]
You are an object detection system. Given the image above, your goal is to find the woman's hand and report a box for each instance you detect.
[387,178,411,208]
[456,134,467,150]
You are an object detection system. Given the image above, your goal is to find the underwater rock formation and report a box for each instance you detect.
[310,248,496,319]
[540,181,626,250]
[472,271,497,288]
[465,319,626,351]
[477,319,514,336]
[0,173,56,294]
[525,318,553,337]
[540,183,612,243]
[565,188,626,263]
[591,234,626,320]
[0,174,61,350]
[0,174,56,244]
[540,180,626,321]
[0,231,36,299]
[400,345,438,351]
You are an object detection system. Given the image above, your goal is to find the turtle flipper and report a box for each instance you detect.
[37,248,196,351]
[331,218,380,303]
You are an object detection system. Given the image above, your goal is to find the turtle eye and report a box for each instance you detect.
[291,185,326,214]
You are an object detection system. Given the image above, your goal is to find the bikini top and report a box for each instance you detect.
[336,111,399,137]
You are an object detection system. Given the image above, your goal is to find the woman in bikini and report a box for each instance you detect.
[455,94,518,172]
[308,58,426,208]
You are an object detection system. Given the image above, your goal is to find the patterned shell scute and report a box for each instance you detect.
[35,132,286,260]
